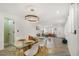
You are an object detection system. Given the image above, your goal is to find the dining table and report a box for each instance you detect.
[14,39,38,56]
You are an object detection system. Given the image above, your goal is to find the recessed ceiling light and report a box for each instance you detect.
[56,10,60,14]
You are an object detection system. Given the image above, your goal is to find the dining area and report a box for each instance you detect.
[0,34,70,56]
[13,30,59,56]
[11,31,69,56]
[14,35,48,56]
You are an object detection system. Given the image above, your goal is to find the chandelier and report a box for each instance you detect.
[25,15,39,22]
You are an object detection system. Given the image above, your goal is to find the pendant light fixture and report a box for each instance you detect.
[25,8,39,22]
[25,15,39,22]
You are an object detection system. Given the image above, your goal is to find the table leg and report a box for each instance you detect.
[16,48,24,56]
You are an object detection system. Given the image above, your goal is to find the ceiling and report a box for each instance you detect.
[0,3,70,26]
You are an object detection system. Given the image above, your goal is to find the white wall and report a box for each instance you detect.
[77,4,79,55]
[56,26,64,38]
[0,14,4,50]
[64,4,78,56]
[14,17,39,41]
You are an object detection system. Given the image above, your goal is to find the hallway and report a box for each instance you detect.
[48,38,70,56]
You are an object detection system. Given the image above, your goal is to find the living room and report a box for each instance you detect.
[0,3,78,56]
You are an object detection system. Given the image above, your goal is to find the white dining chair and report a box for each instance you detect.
[24,43,39,56]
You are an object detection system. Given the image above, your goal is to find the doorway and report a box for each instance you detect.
[4,17,15,48]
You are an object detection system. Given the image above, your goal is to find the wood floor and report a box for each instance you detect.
[35,46,48,56]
